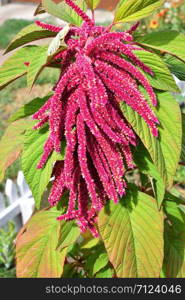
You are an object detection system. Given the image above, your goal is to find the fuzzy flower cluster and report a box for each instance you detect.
[33,0,159,236]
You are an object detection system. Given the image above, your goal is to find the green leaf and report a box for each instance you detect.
[0,46,35,90]
[16,210,67,278]
[136,31,185,62]
[134,142,165,207]
[63,0,87,26]
[179,204,185,214]
[0,120,34,182]
[164,55,185,81]
[163,200,185,278]
[85,244,109,277]
[98,190,164,278]
[92,253,109,275]
[85,0,100,10]
[42,0,87,26]
[22,124,65,208]
[8,94,51,123]
[164,200,185,233]
[164,191,185,205]
[42,0,65,20]
[57,220,80,251]
[5,23,56,54]
[181,114,185,162]
[133,50,180,92]
[81,237,100,249]
[95,266,113,278]
[163,222,185,278]
[114,0,164,23]
[120,91,182,188]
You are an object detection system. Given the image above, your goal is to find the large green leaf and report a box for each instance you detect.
[42,0,87,26]
[163,200,185,278]
[0,120,34,182]
[133,50,180,92]
[136,31,185,62]
[5,23,56,54]
[120,91,182,188]
[85,0,100,10]
[0,45,53,90]
[114,0,164,23]
[0,46,35,90]
[134,142,165,207]
[8,94,51,123]
[57,220,80,251]
[98,189,164,278]
[22,124,65,208]
[16,210,67,278]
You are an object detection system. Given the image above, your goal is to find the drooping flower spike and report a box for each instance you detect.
[33,0,159,237]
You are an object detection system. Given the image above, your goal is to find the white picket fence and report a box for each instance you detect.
[0,171,35,230]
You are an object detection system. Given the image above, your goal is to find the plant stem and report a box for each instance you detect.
[91,9,95,21]
[179,162,185,166]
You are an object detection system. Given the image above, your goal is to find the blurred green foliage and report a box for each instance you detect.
[0,19,33,49]
[0,267,16,278]
[0,222,16,270]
